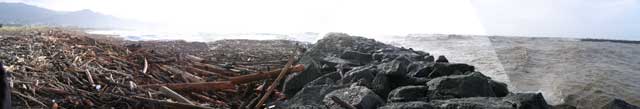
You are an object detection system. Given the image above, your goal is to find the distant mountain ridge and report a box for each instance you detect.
[0,2,145,29]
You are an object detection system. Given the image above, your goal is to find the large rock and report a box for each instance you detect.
[427,63,475,78]
[379,93,550,109]
[492,81,510,97]
[426,93,549,109]
[323,86,385,109]
[429,97,514,109]
[283,60,326,97]
[306,72,341,86]
[378,56,411,77]
[426,72,508,98]
[601,99,640,109]
[339,65,377,86]
[303,33,390,60]
[378,101,435,109]
[502,93,550,109]
[370,73,394,98]
[375,47,426,63]
[284,33,392,97]
[435,55,449,63]
[339,50,373,65]
[286,84,349,108]
[387,86,429,102]
[407,61,435,78]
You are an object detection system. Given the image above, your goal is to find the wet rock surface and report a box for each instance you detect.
[426,72,507,98]
[601,99,640,109]
[280,33,603,109]
[322,85,385,109]
[387,86,429,102]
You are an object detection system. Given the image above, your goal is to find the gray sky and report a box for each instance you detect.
[2,0,639,40]
[472,0,640,40]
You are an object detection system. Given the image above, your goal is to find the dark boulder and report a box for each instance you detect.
[323,86,385,109]
[407,61,435,78]
[304,33,390,60]
[427,63,475,78]
[378,101,434,109]
[321,56,359,67]
[387,86,430,102]
[340,50,373,65]
[429,97,514,109]
[286,105,325,109]
[435,55,449,63]
[502,93,550,109]
[492,81,510,97]
[372,52,385,62]
[284,33,393,97]
[371,72,394,98]
[283,60,327,97]
[424,55,435,62]
[391,76,430,86]
[286,84,349,107]
[551,104,577,109]
[601,99,640,109]
[373,47,426,63]
[339,65,377,86]
[428,93,549,109]
[426,72,508,98]
[381,93,551,109]
[306,72,341,86]
[378,56,411,77]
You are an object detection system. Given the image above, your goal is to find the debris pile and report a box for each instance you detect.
[280,33,551,109]
[0,28,306,108]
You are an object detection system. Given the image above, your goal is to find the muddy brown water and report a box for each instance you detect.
[382,34,640,108]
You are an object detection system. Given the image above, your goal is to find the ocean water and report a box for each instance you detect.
[490,36,640,108]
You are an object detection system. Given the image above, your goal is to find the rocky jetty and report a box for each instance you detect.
[281,33,551,109]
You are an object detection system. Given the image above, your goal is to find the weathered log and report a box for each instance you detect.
[139,81,236,92]
[191,92,222,106]
[183,66,229,79]
[192,62,239,76]
[85,69,94,85]
[159,65,203,82]
[12,91,47,108]
[229,64,304,84]
[184,55,205,62]
[142,57,148,74]
[159,86,195,105]
[255,55,295,109]
[38,87,68,95]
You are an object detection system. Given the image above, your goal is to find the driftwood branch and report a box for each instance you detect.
[158,65,203,82]
[140,81,236,92]
[193,62,239,76]
[255,51,297,109]
[159,86,195,105]
[184,66,229,79]
[230,64,304,84]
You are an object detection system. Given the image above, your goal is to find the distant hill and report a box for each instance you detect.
[0,2,146,29]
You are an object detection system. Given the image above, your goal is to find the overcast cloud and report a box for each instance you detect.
[472,0,640,40]
[2,0,639,40]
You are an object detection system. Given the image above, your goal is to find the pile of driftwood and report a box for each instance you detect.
[0,28,305,108]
